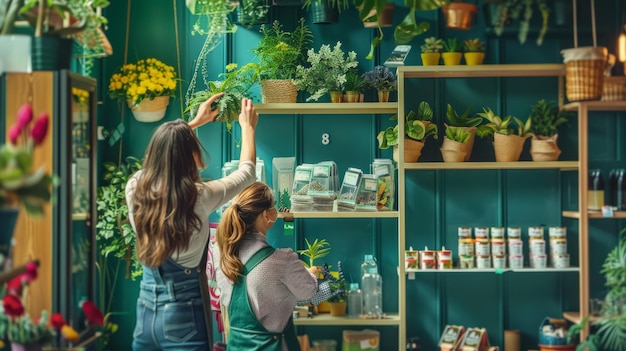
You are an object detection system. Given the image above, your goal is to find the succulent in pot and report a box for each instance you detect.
[463,38,486,65]
[441,38,462,65]
[420,36,443,66]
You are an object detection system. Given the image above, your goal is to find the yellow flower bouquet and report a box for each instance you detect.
[108,58,177,122]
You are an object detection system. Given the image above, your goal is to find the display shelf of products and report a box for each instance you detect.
[278,211,399,219]
[255,102,398,115]
[562,210,626,219]
[398,64,565,79]
[294,313,401,326]
[405,267,579,274]
[404,161,578,171]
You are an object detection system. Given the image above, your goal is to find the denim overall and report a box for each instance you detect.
[132,253,211,351]
[227,246,300,351]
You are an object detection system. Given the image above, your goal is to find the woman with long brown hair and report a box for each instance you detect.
[127,94,258,351]
[215,181,320,351]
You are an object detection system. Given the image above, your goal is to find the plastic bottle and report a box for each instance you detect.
[588,169,605,210]
[361,254,383,318]
[347,283,363,318]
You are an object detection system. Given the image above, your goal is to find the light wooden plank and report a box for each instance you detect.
[294,313,401,326]
[403,161,578,170]
[397,64,565,79]
[278,211,399,219]
[255,102,398,115]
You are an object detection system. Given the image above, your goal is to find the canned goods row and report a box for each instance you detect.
[405,247,453,270]
[458,253,570,269]
[458,238,568,258]
[458,226,567,240]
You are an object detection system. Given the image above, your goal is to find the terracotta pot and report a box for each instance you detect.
[442,2,477,30]
[393,139,425,163]
[442,52,462,66]
[530,135,562,161]
[493,133,526,162]
[440,138,468,162]
[328,301,347,316]
[421,52,441,66]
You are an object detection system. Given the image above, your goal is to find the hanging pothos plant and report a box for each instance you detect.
[394,0,447,46]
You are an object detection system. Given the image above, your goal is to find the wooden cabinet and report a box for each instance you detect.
[0,71,97,341]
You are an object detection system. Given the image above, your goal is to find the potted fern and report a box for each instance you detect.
[420,36,443,66]
[476,107,532,162]
[440,103,482,162]
[377,101,438,163]
[528,99,570,162]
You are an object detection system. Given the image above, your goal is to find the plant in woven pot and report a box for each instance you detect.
[441,38,463,66]
[440,126,470,163]
[108,57,177,123]
[377,101,438,163]
[252,19,313,103]
[528,99,571,162]
[293,41,358,102]
[443,103,483,161]
[420,36,442,66]
[361,65,397,102]
[476,107,532,162]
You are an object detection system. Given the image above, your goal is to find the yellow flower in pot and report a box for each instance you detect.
[108,57,177,123]
[463,38,485,65]
[476,107,532,162]
[420,36,442,66]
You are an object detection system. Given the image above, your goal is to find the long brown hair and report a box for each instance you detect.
[133,119,205,267]
[217,182,275,282]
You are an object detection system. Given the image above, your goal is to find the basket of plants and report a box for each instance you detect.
[601,76,626,101]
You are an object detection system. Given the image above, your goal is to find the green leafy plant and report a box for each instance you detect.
[344,68,367,92]
[297,238,331,268]
[184,62,259,131]
[442,38,462,52]
[476,107,531,139]
[484,0,550,45]
[445,126,471,143]
[293,42,358,101]
[361,65,397,92]
[353,0,390,59]
[528,99,570,137]
[463,38,485,52]
[327,260,348,303]
[394,0,445,46]
[377,101,439,149]
[420,36,443,53]
[0,0,25,34]
[236,0,269,28]
[446,103,482,127]
[252,19,313,80]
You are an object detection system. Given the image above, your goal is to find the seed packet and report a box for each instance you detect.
[337,167,363,211]
[356,174,378,211]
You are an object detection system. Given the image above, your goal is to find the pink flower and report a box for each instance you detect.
[7,124,21,145]
[49,313,67,330]
[6,275,24,295]
[81,300,104,327]
[2,294,24,317]
[16,104,33,128]
[30,113,49,145]
[24,261,38,281]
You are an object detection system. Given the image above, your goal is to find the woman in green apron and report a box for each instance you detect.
[216,182,321,351]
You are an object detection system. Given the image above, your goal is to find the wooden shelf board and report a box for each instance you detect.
[294,313,400,326]
[562,210,626,219]
[397,64,565,79]
[406,267,578,274]
[72,213,88,221]
[278,211,398,219]
[255,102,398,115]
[403,161,578,171]
[564,101,626,112]
[563,311,600,324]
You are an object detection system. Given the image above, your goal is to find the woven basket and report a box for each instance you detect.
[260,79,298,103]
[602,76,626,101]
[564,59,605,101]
[127,96,170,123]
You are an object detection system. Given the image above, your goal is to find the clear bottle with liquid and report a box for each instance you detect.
[588,169,605,211]
[347,283,363,318]
[361,254,383,318]
[610,169,626,211]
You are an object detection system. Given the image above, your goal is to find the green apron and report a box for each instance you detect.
[227,246,301,351]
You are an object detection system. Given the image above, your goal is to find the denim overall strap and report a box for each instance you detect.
[228,246,295,351]
[198,241,214,349]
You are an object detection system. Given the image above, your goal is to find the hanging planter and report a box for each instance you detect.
[127,96,170,123]
[442,2,477,30]
[31,36,73,71]
[308,0,339,24]
[361,3,395,28]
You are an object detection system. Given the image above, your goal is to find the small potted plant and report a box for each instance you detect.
[252,19,313,103]
[184,62,259,131]
[443,103,483,161]
[297,238,332,312]
[528,99,570,162]
[361,65,397,102]
[441,38,463,66]
[343,68,366,102]
[377,101,439,163]
[108,57,178,123]
[326,261,348,316]
[420,36,443,66]
[440,126,471,162]
[293,41,358,102]
[476,107,532,162]
[463,38,485,65]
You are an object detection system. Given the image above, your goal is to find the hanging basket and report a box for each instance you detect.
[561,47,607,102]
[127,96,170,123]
[530,135,562,162]
[493,133,526,162]
[260,79,298,103]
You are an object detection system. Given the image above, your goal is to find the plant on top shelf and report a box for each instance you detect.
[441,38,462,65]
[463,38,486,65]
[252,18,313,103]
[377,101,438,163]
[477,107,532,162]
[527,99,571,162]
[184,62,259,132]
[483,0,550,46]
[293,42,358,102]
[440,103,482,162]
[420,36,443,66]
[361,65,397,102]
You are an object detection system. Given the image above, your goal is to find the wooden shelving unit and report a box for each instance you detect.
[294,313,401,326]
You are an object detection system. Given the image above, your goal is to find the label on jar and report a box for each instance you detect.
[548,226,566,238]
[529,239,546,255]
[476,255,491,269]
[552,254,570,268]
[491,239,505,256]
[528,226,544,240]
[507,227,521,239]
[458,239,474,257]
[405,250,419,270]
[492,255,506,269]
[491,227,505,239]
[530,254,547,269]
[549,239,568,255]
[508,239,523,256]
[438,250,452,269]
[459,255,474,269]
[458,227,472,239]
[474,227,489,239]
[475,239,490,256]
[509,255,524,269]
[421,250,436,269]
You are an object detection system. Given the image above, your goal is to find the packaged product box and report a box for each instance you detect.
[438,325,465,351]
[342,329,380,351]
[459,328,490,351]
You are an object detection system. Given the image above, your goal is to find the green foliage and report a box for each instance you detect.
[297,238,331,268]
[420,36,443,53]
[377,101,438,149]
[477,107,526,138]
[463,38,485,52]
[344,68,367,92]
[252,19,313,80]
[0,309,53,344]
[446,103,482,127]
[327,260,348,303]
[442,38,462,52]
[484,0,550,45]
[394,0,445,45]
[445,126,470,143]
[0,0,25,34]
[528,99,570,137]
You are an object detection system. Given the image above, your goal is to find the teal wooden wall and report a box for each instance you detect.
[97,0,626,350]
